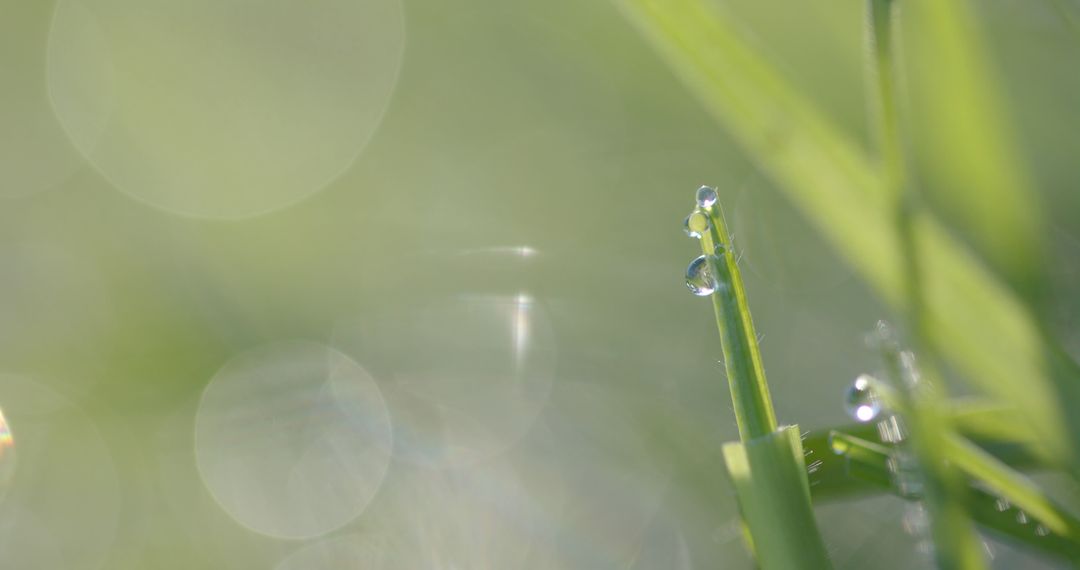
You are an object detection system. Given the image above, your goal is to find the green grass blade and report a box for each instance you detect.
[902,0,1047,296]
[808,405,1054,502]
[829,433,1080,560]
[945,402,1051,465]
[826,430,896,491]
[866,0,904,205]
[722,427,833,570]
[690,196,831,568]
[696,200,776,440]
[943,433,1080,540]
[617,0,1080,467]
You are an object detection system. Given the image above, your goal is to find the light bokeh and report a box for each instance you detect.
[47,0,404,219]
[0,374,119,570]
[0,0,1078,568]
[332,290,556,467]
[195,341,392,539]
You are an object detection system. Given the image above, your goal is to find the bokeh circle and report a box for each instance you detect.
[195,340,393,539]
[47,0,405,219]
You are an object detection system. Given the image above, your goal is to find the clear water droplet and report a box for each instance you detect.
[827,432,847,456]
[1016,511,1029,525]
[683,210,710,239]
[844,374,882,422]
[685,255,718,296]
[995,498,1010,512]
[696,186,718,208]
[1035,524,1050,536]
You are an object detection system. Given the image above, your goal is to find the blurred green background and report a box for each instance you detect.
[1,0,1079,568]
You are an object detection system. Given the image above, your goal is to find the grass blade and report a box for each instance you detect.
[695,198,776,440]
[722,427,833,569]
[617,0,1080,467]
[943,433,1080,541]
[902,0,1047,296]
[829,432,1080,560]
[690,197,832,568]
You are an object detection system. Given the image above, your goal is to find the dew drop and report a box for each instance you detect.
[1016,511,1029,525]
[844,375,882,422]
[827,432,848,456]
[683,210,710,239]
[696,186,718,208]
[685,255,717,296]
[1035,524,1050,537]
[994,498,1010,512]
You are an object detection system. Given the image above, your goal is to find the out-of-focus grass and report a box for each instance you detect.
[620,0,1080,566]
[618,0,1080,469]
[2,0,1080,568]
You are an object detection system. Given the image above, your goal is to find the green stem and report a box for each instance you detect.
[868,0,904,207]
[878,336,987,569]
[867,2,986,567]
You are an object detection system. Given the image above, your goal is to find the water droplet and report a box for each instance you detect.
[685,255,718,296]
[1035,524,1050,536]
[827,432,849,456]
[1016,511,1029,525]
[683,210,710,239]
[995,498,1010,512]
[844,375,882,422]
[696,186,718,208]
